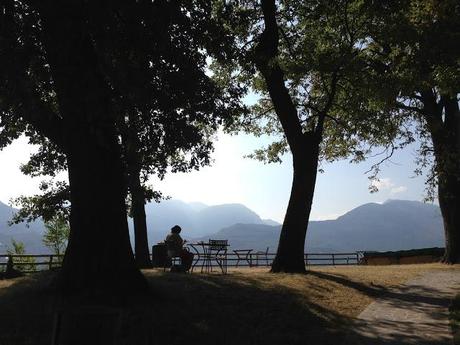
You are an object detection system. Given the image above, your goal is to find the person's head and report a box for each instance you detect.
[171,225,182,234]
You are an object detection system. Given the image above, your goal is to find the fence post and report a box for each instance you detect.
[356,252,359,265]
[332,254,335,265]
[7,255,13,271]
[304,253,308,266]
[49,255,53,270]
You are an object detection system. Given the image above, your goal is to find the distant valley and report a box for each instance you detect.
[0,199,444,254]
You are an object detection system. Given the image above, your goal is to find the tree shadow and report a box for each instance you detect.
[0,270,453,345]
[309,270,455,345]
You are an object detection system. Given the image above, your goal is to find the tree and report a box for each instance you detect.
[43,215,70,257]
[358,0,460,263]
[6,1,244,271]
[216,0,403,272]
[6,239,36,272]
[1,0,241,293]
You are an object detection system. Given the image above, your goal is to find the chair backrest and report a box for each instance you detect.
[208,239,228,252]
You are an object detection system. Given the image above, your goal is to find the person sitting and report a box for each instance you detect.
[164,225,194,272]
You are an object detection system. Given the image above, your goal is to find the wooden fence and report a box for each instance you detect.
[0,254,64,273]
[0,252,361,273]
[215,252,361,267]
[158,251,362,268]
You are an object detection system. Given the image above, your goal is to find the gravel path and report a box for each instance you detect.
[344,270,460,345]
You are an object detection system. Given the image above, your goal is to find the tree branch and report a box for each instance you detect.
[254,0,305,152]
[364,143,396,175]
[395,101,424,115]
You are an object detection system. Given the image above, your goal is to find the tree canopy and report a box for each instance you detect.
[0,0,245,293]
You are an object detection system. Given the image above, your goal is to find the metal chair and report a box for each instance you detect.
[163,240,183,272]
[207,239,228,274]
[163,253,182,272]
[254,247,270,267]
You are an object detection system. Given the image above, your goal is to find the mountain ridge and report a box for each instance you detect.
[0,199,444,255]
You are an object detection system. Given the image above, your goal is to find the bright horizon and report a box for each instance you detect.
[0,131,432,223]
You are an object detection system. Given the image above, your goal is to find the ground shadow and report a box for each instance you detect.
[0,270,454,345]
[309,270,457,345]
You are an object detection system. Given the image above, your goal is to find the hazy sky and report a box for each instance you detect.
[0,131,430,223]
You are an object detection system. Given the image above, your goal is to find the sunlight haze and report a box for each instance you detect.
[0,133,430,223]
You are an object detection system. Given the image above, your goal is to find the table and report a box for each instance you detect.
[233,249,253,267]
[188,242,229,274]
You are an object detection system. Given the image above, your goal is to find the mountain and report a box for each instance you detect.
[262,219,281,226]
[0,198,445,255]
[0,201,48,254]
[198,200,444,252]
[307,199,443,252]
[141,200,265,243]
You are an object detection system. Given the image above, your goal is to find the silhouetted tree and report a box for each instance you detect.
[216,0,403,272]
[357,0,460,263]
[1,0,242,293]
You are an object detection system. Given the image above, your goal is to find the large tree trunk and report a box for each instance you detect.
[38,2,148,294]
[423,93,460,264]
[128,163,152,269]
[271,138,320,272]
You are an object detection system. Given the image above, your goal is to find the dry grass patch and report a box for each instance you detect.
[220,263,456,317]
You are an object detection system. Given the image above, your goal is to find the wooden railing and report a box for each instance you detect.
[153,251,362,268]
[0,252,361,273]
[0,254,64,273]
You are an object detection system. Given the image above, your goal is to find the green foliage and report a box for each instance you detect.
[42,216,69,257]
[10,180,70,224]
[1,0,247,224]
[6,239,36,272]
[215,0,409,171]
[357,0,460,198]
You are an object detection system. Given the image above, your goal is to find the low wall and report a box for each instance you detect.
[362,247,444,265]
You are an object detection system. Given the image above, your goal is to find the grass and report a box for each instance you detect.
[451,294,460,345]
[0,263,457,345]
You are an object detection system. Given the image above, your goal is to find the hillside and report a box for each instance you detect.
[0,201,48,254]
[0,199,445,254]
[199,200,444,252]
[142,200,266,243]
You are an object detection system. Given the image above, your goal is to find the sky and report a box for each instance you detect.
[0,131,431,223]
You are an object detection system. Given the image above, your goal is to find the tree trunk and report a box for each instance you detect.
[128,164,152,268]
[438,176,460,263]
[423,93,460,264]
[271,137,320,272]
[38,2,148,295]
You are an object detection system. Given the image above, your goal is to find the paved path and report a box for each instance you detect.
[345,270,460,345]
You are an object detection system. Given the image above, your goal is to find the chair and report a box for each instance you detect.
[206,239,228,274]
[254,247,270,267]
[163,241,183,272]
[163,252,182,272]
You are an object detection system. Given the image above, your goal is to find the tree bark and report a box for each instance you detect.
[38,2,149,295]
[423,92,460,264]
[271,137,321,272]
[438,173,460,263]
